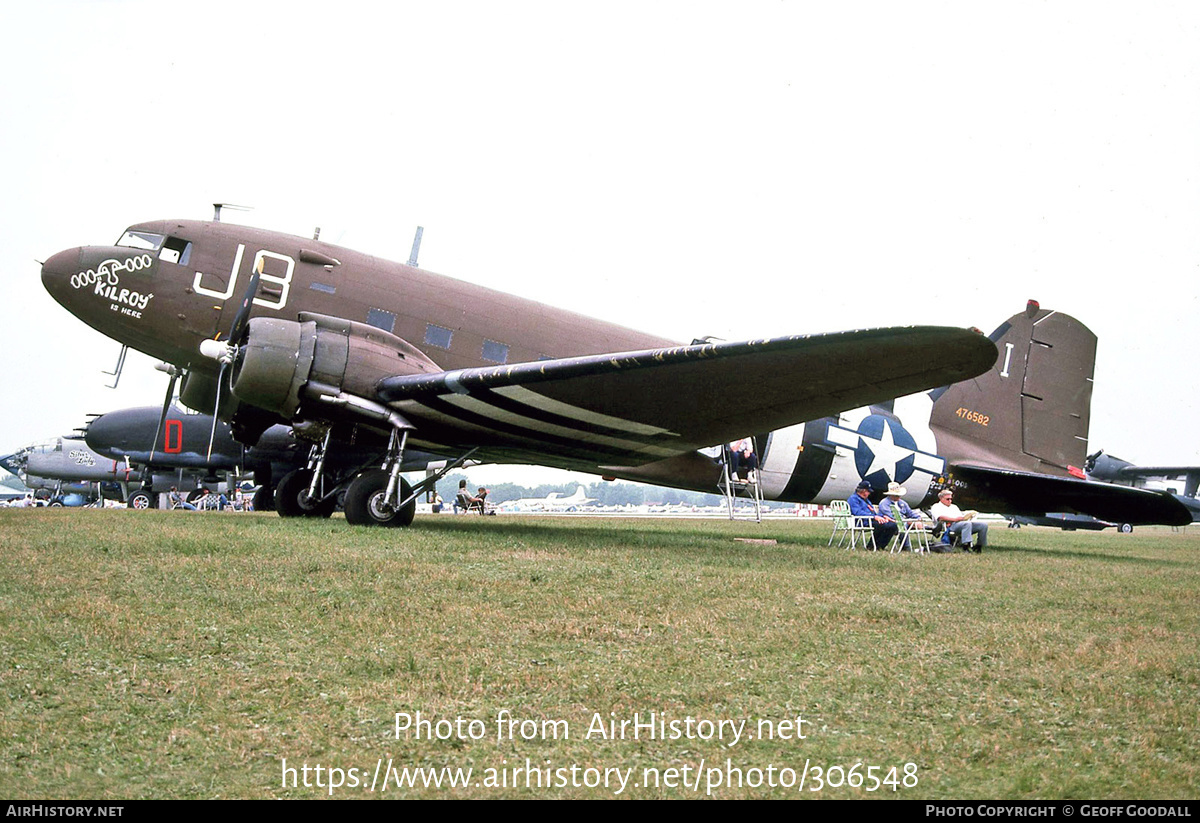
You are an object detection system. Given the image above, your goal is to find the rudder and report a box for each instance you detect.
[929,301,1097,478]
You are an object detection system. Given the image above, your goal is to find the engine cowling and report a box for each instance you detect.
[229,312,442,419]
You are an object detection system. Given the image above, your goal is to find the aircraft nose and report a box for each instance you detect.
[41,247,83,304]
[84,411,127,454]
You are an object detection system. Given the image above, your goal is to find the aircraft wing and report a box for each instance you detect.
[375,326,997,465]
[1115,466,1200,481]
[950,464,1193,526]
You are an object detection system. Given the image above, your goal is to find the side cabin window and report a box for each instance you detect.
[158,236,192,266]
[482,340,510,364]
[367,308,396,334]
[424,324,453,350]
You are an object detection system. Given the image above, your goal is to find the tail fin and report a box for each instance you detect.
[930,300,1097,477]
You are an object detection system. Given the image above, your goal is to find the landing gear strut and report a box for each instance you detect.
[275,468,337,518]
[275,430,339,518]
[344,469,416,527]
[344,428,415,527]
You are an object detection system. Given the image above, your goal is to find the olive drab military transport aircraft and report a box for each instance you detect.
[40,218,1192,528]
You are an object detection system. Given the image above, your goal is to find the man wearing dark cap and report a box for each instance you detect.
[846,480,898,550]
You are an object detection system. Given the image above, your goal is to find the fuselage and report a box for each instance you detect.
[42,220,1116,517]
[85,403,247,470]
[24,437,133,483]
[40,219,676,383]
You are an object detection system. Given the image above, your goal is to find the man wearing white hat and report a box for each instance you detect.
[880,482,936,552]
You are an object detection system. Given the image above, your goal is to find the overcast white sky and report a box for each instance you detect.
[2,1,1198,483]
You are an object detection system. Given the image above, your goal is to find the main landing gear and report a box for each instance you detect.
[127,488,156,510]
[343,427,417,527]
[344,468,416,527]
[275,418,478,528]
[342,439,479,527]
[275,429,343,518]
[275,467,338,518]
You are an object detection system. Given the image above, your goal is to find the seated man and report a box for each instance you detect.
[878,481,933,551]
[847,480,898,550]
[456,480,488,514]
[195,486,229,511]
[930,489,988,552]
[168,486,197,511]
[728,437,759,483]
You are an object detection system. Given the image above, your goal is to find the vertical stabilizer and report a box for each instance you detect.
[930,301,1096,477]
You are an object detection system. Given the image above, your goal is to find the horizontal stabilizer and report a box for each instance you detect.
[1116,466,1200,479]
[374,327,997,463]
[952,464,1193,526]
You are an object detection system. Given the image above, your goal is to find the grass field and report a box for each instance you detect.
[0,509,1196,799]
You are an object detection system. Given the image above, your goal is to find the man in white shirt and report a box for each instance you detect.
[930,489,988,552]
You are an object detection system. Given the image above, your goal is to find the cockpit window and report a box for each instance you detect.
[159,236,192,266]
[117,230,165,251]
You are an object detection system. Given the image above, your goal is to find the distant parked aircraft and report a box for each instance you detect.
[496,486,595,513]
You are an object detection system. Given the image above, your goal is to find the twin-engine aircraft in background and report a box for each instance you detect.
[1084,451,1200,523]
[83,402,446,512]
[3,436,135,506]
[40,217,1191,528]
[7,405,301,509]
[1004,452,1200,532]
[82,402,289,510]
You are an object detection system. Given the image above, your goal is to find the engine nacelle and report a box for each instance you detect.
[229,312,442,419]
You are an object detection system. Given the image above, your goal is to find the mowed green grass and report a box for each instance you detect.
[0,509,1196,799]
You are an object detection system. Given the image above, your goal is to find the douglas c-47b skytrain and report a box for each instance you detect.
[39,217,1190,528]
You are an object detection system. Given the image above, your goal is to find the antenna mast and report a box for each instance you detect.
[408,226,424,267]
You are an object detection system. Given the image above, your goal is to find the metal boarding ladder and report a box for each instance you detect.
[719,437,763,523]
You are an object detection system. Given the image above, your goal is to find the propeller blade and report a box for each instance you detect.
[207,369,224,462]
[148,367,180,469]
[228,256,264,344]
[206,256,262,462]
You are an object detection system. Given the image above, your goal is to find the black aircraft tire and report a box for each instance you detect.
[275,469,336,518]
[252,485,275,513]
[127,489,156,510]
[1118,523,1134,534]
[343,470,415,528]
